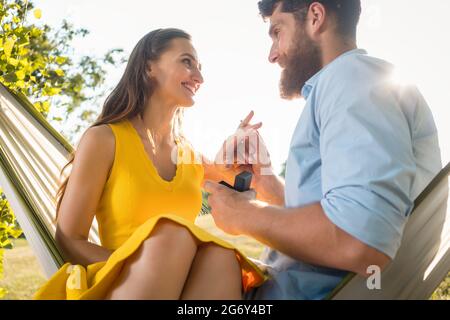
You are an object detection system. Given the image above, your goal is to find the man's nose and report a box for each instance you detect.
[268,45,279,64]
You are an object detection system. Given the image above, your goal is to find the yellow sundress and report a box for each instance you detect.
[33,119,266,299]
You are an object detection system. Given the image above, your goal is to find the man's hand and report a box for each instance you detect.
[204,180,261,235]
[204,181,391,277]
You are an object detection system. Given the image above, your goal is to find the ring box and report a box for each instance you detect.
[219,171,252,192]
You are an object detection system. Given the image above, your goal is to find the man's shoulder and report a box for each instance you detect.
[320,53,395,89]
[313,51,419,118]
[313,51,399,111]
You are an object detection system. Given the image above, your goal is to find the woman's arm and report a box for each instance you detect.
[200,154,235,187]
[55,125,116,266]
[201,155,219,182]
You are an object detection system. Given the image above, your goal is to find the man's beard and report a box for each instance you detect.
[279,28,322,100]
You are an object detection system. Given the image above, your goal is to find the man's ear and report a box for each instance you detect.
[308,2,327,38]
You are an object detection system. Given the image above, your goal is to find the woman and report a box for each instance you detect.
[33,28,266,300]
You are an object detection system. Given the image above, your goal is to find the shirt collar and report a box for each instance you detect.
[301,48,368,99]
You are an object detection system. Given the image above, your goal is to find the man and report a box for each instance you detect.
[204,0,442,299]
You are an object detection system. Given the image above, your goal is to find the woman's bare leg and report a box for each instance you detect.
[104,219,199,299]
[180,243,242,300]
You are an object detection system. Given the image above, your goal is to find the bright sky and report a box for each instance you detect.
[34,0,450,172]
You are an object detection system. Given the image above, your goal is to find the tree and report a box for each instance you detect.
[280,161,286,178]
[0,0,125,298]
[1,0,126,139]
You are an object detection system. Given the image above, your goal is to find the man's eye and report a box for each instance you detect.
[183,58,192,67]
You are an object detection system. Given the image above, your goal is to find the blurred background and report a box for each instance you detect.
[32,0,450,173]
[0,0,448,299]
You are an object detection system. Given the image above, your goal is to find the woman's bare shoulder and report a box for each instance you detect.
[74,124,115,166]
[78,124,114,148]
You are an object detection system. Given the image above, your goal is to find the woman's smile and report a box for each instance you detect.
[181,81,198,96]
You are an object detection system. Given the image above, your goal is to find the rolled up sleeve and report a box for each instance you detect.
[318,87,416,259]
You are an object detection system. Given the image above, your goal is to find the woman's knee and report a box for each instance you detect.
[197,244,240,268]
[142,219,199,251]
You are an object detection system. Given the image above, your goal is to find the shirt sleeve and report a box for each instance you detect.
[318,83,417,259]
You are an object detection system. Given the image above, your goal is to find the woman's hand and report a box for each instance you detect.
[207,111,285,206]
[214,110,273,179]
[203,110,281,205]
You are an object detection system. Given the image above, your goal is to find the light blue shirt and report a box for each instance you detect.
[247,49,442,300]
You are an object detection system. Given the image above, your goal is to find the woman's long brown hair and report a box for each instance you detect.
[54,28,191,221]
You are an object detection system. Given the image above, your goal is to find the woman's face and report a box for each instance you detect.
[149,38,203,107]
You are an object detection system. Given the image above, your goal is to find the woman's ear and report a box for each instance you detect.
[146,66,152,78]
[145,61,153,78]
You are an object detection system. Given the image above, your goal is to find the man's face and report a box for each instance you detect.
[268,3,322,99]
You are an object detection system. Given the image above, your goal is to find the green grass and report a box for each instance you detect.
[0,238,47,300]
[0,215,449,300]
[431,272,450,300]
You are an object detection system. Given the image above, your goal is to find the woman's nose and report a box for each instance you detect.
[193,69,204,85]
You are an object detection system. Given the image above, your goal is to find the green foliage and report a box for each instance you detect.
[0,249,5,298]
[0,0,125,136]
[0,0,125,297]
[0,190,22,298]
[431,272,450,300]
[280,161,286,178]
[200,190,212,215]
[0,191,22,249]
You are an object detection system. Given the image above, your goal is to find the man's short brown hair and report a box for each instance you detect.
[258,0,361,39]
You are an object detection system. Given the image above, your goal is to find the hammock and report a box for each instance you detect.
[0,83,100,277]
[0,82,449,299]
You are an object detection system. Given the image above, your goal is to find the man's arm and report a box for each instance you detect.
[242,202,391,277]
[204,181,391,278]
[251,169,285,206]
